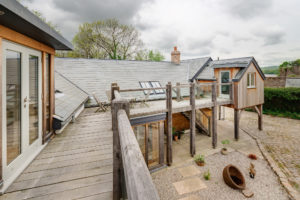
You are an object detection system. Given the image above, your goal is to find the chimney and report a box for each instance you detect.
[171,46,180,64]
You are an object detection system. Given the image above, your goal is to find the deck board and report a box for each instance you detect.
[1,108,113,200]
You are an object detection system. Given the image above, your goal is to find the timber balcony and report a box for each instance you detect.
[111,81,234,200]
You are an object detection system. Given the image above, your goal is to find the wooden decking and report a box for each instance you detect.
[1,108,113,200]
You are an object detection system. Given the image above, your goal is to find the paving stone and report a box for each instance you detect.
[178,195,199,200]
[173,177,207,195]
[177,165,200,178]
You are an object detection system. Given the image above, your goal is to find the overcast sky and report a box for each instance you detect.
[21,0,300,66]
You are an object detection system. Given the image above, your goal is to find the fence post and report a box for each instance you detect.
[190,82,196,156]
[112,95,129,200]
[176,82,181,102]
[111,83,119,103]
[166,82,173,166]
[211,82,217,148]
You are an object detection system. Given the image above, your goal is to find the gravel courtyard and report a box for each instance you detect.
[224,107,300,195]
[152,151,289,200]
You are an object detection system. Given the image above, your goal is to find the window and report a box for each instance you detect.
[247,72,256,88]
[139,81,164,95]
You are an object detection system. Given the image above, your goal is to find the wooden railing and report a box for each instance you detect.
[111,86,160,200]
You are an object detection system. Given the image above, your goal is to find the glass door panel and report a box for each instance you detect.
[6,50,22,164]
[220,71,230,95]
[148,122,160,167]
[29,55,39,144]
[45,54,51,134]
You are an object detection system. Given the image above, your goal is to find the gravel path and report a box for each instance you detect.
[152,151,289,200]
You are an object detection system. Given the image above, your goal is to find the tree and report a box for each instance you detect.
[135,49,165,61]
[92,19,143,60]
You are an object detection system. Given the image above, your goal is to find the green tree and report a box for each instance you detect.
[135,49,165,61]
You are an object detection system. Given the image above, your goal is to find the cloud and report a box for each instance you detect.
[52,0,152,24]
[253,26,285,46]
[224,0,273,19]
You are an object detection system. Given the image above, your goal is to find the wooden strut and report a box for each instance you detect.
[211,82,217,148]
[190,82,196,156]
[166,82,173,166]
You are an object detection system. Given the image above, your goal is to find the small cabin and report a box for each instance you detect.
[0,0,72,191]
[197,57,265,109]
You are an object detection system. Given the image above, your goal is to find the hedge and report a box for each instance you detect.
[264,87,300,113]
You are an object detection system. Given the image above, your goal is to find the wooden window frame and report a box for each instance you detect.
[247,72,256,88]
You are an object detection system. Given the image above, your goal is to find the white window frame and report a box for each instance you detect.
[247,72,256,88]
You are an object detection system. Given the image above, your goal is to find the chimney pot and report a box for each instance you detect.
[171,46,180,65]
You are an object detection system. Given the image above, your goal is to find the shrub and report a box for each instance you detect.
[264,87,300,113]
[194,154,205,163]
[204,170,211,180]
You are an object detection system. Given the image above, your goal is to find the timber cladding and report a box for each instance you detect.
[235,62,264,109]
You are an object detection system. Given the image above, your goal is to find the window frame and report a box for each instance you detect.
[247,72,256,88]
[139,81,164,95]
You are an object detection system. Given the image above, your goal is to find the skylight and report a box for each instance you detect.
[139,81,164,95]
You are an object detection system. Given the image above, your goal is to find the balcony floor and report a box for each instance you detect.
[1,108,113,200]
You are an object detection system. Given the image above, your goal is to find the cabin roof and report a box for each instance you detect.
[55,57,210,103]
[54,71,89,122]
[196,57,266,81]
[0,0,73,50]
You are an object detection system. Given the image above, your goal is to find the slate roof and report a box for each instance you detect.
[55,58,210,103]
[55,71,89,122]
[197,57,266,81]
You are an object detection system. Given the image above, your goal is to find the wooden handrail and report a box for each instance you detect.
[119,87,166,92]
[117,109,160,200]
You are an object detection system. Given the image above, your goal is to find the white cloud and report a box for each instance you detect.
[20,0,300,66]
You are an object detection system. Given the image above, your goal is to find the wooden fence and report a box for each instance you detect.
[111,86,160,200]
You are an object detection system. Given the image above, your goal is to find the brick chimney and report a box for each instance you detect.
[171,46,180,64]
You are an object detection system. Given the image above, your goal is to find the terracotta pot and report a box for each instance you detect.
[174,135,178,141]
[196,161,205,166]
[223,164,246,190]
[221,148,228,155]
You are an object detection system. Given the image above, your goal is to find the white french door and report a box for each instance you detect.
[2,40,43,187]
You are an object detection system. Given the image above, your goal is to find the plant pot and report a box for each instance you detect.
[221,148,228,155]
[223,164,246,190]
[196,161,205,166]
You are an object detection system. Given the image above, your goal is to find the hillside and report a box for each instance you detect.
[261,65,279,74]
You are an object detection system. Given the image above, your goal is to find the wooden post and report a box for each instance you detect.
[176,82,181,102]
[212,82,217,148]
[112,96,129,200]
[234,109,240,140]
[196,84,201,99]
[218,106,221,120]
[166,82,172,166]
[190,83,196,156]
[258,104,263,131]
[0,37,3,186]
[111,83,119,102]
[229,82,233,102]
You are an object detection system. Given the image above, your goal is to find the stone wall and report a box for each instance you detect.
[265,77,286,88]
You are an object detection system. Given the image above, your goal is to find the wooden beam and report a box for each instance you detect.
[118,109,160,200]
[190,83,195,156]
[258,104,263,131]
[112,97,130,200]
[0,25,55,54]
[49,54,55,139]
[234,109,240,140]
[218,106,221,120]
[0,37,3,186]
[212,82,217,148]
[159,121,164,165]
[166,82,172,166]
